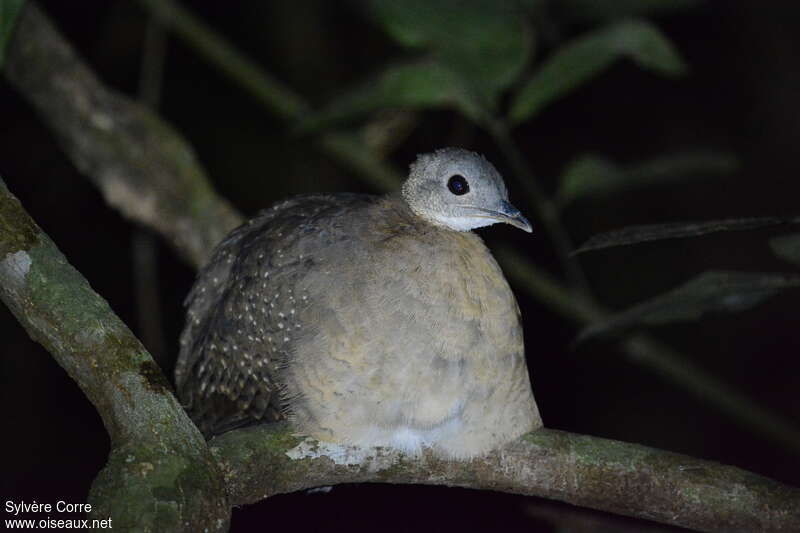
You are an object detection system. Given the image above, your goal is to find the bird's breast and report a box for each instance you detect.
[284,228,526,443]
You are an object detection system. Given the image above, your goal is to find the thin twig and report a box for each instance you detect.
[496,246,800,454]
[131,15,168,363]
[488,118,593,295]
[136,0,307,120]
[3,1,243,268]
[137,0,404,190]
[138,15,167,108]
[131,230,167,363]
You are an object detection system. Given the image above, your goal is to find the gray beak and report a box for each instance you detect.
[459,201,533,233]
[495,200,533,233]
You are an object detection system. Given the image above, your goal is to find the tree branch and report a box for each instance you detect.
[3,4,800,532]
[127,0,800,454]
[496,247,800,453]
[2,2,242,269]
[0,178,230,531]
[488,119,593,294]
[211,423,800,533]
[138,0,405,193]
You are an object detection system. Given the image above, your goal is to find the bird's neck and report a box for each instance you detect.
[379,192,449,235]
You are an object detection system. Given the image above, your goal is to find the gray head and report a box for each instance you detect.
[401,148,532,233]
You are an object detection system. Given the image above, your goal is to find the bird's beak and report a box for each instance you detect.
[495,200,533,233]
[461,201,533,233]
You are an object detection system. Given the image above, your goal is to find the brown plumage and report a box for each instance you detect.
[177,148,541,458]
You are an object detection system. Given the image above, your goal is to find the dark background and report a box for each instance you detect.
[2,1,799,531]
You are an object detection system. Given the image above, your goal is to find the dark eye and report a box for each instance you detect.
[447,175,469,195]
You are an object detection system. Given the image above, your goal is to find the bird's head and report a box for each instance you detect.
[401,148,532,233]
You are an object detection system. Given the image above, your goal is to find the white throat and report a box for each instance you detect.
[433,214,501,232]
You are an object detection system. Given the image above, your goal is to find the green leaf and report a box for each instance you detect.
[557,152,738,205]
[557,0,702,22]
[369,0,533,108]
[297,60,484,132]
[574,216,800,254]
[558,155,619,204]
[617,19,687,75]
[510,18,686,123]
[577,271,800,343]
[0,0,25,69]
[770,233,800,268]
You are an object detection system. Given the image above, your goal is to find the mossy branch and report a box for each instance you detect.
[129,0,800,454]
[0,179,230,531]
[211,423,800,533]
[2,3,800,533]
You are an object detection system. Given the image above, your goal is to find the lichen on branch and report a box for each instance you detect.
[0,178,230,532]
[210,422,800,533]
[1,3,799,533]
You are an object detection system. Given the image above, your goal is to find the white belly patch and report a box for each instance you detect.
[382,416,464,454]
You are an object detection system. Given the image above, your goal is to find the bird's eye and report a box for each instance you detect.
[447,175,469,196]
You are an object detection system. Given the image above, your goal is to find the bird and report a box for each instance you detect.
[176,147,542,458]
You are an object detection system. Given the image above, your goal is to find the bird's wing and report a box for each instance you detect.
[176,193,373,436]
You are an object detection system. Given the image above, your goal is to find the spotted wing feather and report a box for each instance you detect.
[176,193,373,436]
